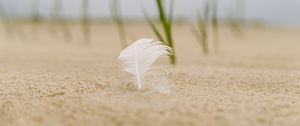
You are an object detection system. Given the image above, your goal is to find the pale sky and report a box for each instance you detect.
[1,0,300,25]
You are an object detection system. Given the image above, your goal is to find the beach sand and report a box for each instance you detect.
[0,22,300,126]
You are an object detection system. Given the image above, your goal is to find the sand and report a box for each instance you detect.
[0,22,300,126]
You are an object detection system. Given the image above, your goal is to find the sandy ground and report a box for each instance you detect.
[0,22,300,126]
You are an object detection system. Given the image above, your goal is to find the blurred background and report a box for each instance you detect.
[0,0,299,25]
[0,0,299,60]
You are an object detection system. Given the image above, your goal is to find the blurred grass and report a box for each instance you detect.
[0,0,12,37]
[53,0,71,41]
[32,0,40,23]
[110,0,127,49]
[228,0,245,37]
[211,0,219,53]
[191,0,210,55]
[82,0,90,45]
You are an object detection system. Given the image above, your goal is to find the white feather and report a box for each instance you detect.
[118,38,172,90]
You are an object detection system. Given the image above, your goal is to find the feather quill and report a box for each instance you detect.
[118,38,172,90]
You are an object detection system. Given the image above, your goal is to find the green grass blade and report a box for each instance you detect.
[156,0,176,64]
[143,10,165,43]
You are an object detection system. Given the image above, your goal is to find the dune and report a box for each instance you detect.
[0,22,300,126]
